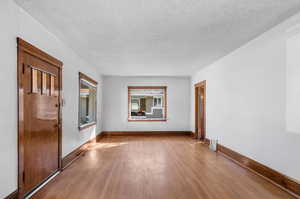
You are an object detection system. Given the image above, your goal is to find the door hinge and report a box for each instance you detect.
[23,171,25,182]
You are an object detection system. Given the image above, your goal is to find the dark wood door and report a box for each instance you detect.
[21,47,61,195]
[198,87,205,139]
[197,88,202,139]
[194,81,206,140]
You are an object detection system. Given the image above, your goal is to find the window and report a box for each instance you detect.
[128,86,167,121]
[30,67,57,96]
[79,72,97,130]
[153,97,162,107]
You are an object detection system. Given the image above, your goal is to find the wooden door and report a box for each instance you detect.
[17,38,63,198]
[195,81,206,140]
[198,87,205,138]
[197,88,202,138]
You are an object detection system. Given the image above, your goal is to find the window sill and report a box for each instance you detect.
[128,119,167,122]
[79,122,96,131]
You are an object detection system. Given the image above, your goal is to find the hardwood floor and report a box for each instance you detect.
[31,136,295,199]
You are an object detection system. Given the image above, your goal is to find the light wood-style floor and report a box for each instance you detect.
[31,136,295,199]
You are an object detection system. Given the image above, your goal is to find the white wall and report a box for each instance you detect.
[191,11,300,181]
[286,28,300,135]
[103,76,190,131]
[0,1,103,197]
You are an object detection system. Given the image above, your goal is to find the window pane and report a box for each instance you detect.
[50,75,56,96]
[131,98,139,111]
[42,72,50,95]
[31,68,41,94]
[158,98,162,106]
[79,79,97,127]
[129,87,166,121]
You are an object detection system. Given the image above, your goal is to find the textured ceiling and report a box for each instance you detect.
[15,0,300,76]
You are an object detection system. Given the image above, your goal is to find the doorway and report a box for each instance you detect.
[194,80,206,140]
[17,38,63,198]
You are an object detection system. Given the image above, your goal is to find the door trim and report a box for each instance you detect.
[17,38,63,199]
[194,80,206,140]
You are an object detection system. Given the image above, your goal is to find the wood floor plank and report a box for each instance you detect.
[31,136,296,199]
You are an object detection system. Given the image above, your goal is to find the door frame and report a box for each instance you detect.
[194,80,206,140]
[17,38,63,198]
